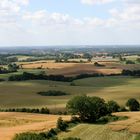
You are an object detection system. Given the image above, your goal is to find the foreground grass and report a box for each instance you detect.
[0,76,140,108]
[59,124,135,140]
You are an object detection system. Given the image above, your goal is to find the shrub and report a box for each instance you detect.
[66,95,108,122]
[96,115,128,124]
[126,60,135,64]
[94,62,105,67]
[70,116,81,123]
[13,133,45,140]
[40,107,50,114]
[126,98,140,111]
[38,90,68,96]
[57,117,68,131]
[107,100,120,113]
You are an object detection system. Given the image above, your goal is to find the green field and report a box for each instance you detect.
[58,124,137,140]
[0,76,140,108]
[0,69,43,80]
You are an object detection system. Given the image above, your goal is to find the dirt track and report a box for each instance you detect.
[0,112,71,140]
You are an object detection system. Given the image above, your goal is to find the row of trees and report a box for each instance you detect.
[67,95,140,122]
[0,56,18,65]
[8,72,105,82]
[122,70,140,76]
[0,63,19,74]
[0,107,50,114]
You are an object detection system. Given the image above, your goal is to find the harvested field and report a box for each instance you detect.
[0,112,70,140]
[20,61,77,69]
[109,112,140,133]
[19,61,140,76]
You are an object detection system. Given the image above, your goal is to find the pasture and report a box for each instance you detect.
[0,76,140,108]
[59,124,133,140]
[59,112,140,140]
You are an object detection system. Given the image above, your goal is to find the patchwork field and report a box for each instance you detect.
[0,76,140,108]
[0,112,71,140]
[1,112,140,140]
[17,61,140,76]
[59,112,140,140]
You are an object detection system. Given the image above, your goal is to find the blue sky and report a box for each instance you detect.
[28,0,120,18]
[0,0,140,46]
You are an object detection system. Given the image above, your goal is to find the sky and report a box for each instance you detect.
[0,0,140,46]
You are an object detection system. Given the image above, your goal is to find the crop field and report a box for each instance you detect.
[123,55,139,61]
[109,112,140,133]
[0,112,70,140]
[19,61,122,76]
[17,60,140,76]
[0,76,140,108]
[59,112,140,140]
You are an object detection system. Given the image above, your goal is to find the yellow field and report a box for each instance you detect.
[19,61,122,76]
[0,112,70,140]
[1,112,140,140]
[109,112,140,133]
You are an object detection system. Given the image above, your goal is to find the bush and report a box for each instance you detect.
[94,62,105,67]
[96,115,128,124]
[66,95,108,122]
[126,60,135,64]
[107,100,120,113]
[126,98,140,111]
[40,107,50,114]
[70,116,81,123]
[13,133,45,140]
[57,117,68,131]
[38,90,68,96]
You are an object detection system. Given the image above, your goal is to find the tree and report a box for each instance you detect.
[107,100,120,113]
[126,60,135,64]
[57,117,68,131]
[136,58,140,63]
[66,95,108,122]
[126,98,140,111]
[8,63,19,72]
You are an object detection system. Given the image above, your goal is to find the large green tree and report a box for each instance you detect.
[66,95,108,122]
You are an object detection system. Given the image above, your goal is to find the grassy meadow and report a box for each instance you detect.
[0,76,140,108]
[59,112,140,140]
[58,124,134,140]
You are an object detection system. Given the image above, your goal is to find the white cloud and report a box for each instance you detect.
[0,0,140,45]
[0,0,29,24]
[81,0,114,5]
[23,10,84,26]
